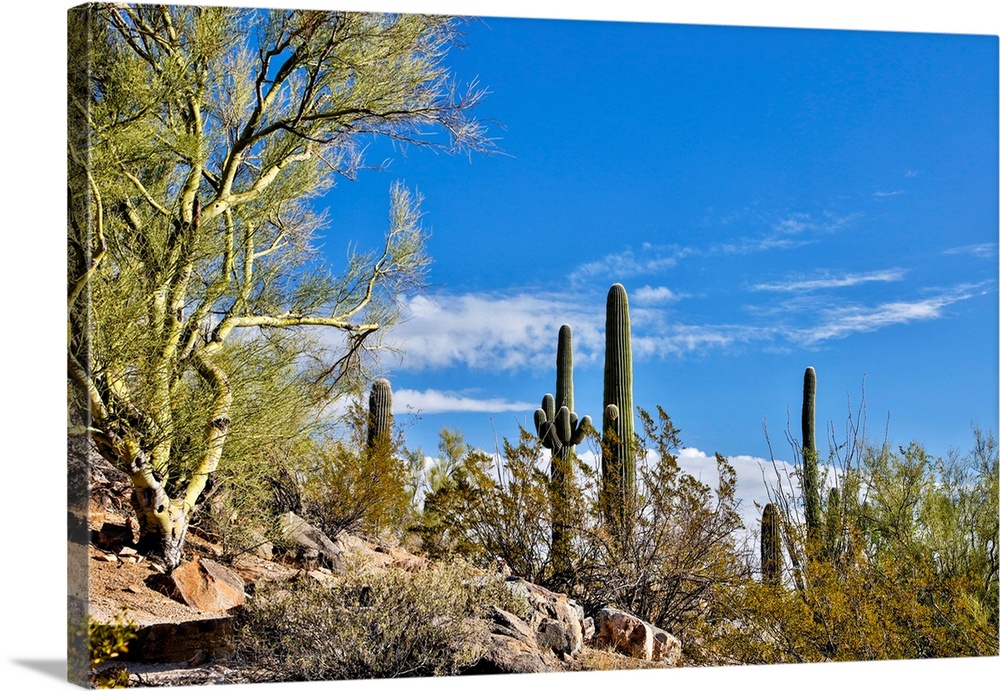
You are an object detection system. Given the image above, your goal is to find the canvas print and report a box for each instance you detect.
[67,2,998,687]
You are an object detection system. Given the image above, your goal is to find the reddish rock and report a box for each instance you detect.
[168,558,246,612]
[652,628,682,665]
[596,607,653,661]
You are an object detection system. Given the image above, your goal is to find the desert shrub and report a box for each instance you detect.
[415,427,557,580]
[699,419,999,664]
[233,559,528,681]
[296,399,417,540]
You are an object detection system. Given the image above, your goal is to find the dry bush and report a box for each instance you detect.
[233,559,529,681]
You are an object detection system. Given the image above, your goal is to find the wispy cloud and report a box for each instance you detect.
[568,244,684,285]
[874,190,905,199]
[752,268,906,293]
[794,284,989,345]
[388,289,761,372]
[943,243,997,258]
[394,388,534,415]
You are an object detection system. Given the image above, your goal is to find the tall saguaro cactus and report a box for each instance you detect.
[601,283,636,539]
[761,502,783,586]
[534,325,590,578]
[367,378,394,452]
[801,366,821,545]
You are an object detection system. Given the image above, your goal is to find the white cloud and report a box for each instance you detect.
[633,285,680,304]
[752,268,906,293]
[676,447,798,530]
[388,292,604,371]
[393,388,534,415]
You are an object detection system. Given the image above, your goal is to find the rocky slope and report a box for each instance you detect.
[75,456,682,685]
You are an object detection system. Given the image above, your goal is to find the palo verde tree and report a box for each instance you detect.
[67,5,491,569]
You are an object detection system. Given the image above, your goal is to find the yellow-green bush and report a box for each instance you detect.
[68,611,138,688]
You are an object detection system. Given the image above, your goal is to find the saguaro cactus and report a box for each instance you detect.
[534,325,590,577]
[761,502,783,586]
[601,283,635,538]
[824,485,842,563]
[367,378,393,452]
[801,366,821,545]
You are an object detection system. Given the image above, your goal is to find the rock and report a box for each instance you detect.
[468,633,550,675]
[595,607,682,664]
[253,540,274,560]
[168,558,246,612]
[596,607,653,661]
[277,512,345,572]
[306,568,337,587]
[485,606,536,644]
[375,544,427,571]
[466,608,550,675]
[536,617,576,656]
[89,495,107,532]
[506,578,584,657]
[652,628,682,665]
[130,617,235,664]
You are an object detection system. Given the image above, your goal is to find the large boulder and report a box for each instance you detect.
[652,627,682,665]
[595,607,682,664]
[168,558,246,612]
[506,578,585,657]
[597,607,653,660]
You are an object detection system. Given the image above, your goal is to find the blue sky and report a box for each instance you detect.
[308,6,1000,516]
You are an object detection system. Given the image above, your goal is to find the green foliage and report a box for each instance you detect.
[68,611,138,688]
[707,427,999,664]
[417,407,748,646]
[579,407,748,641]
[416,428,550,574]
[68,4,488,566]
[297,397,415,539]
[233,559,527,681]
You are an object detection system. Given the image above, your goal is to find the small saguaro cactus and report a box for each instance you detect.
[601,283,636,537]
[761,502,783,586]
[366,378,393,452]
[801,366,821,546]
[534,325,591,578]
[824,485,842,563]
